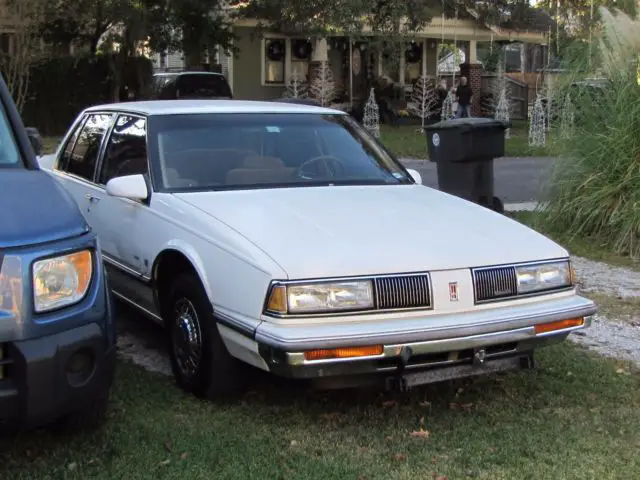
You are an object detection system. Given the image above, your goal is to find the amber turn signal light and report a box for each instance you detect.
[534,317,584,334]
[266,285,287,314]
[303,345,384,361]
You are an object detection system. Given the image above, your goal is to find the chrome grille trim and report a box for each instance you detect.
[374,274,431,311]
[473,266,518,303]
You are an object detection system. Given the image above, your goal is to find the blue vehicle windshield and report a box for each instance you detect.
[0,101,21,169]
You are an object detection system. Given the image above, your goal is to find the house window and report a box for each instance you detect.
[264,38,286,84]
[290,39,312,81]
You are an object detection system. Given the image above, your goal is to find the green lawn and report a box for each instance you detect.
[380,120,551,160]
[3,344,640,479]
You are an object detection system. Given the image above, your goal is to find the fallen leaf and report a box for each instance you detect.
[68,462,77,471]
[290,440,299,447]
[382,400,398,408]
[180,452,188,460]
[435,475,448,480]
[158,459,171,467]
[419,401,431,408]
[393,453,407,461]
[431,456,437,464]
[385,436,393,442]
[411,429,430,439]
[356,446,369,455]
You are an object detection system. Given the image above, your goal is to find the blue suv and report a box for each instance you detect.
[0,74,116,434]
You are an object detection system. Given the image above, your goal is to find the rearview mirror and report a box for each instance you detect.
[106,174,149,201]
[406,168,422,185]
[25,127,43,156]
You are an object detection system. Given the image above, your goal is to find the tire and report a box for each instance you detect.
[166,273,249,400]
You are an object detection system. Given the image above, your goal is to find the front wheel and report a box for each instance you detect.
[166,273,249,399]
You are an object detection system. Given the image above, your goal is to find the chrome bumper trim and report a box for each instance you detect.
[254,294,596,352]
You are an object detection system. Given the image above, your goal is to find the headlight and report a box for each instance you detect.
[266,281,374,315]
[33,250,93,312]
[516,260,572,295]
[0,255,23,313]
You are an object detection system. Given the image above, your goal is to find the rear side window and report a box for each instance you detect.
[61,113,113,181]
[176,74,232,99]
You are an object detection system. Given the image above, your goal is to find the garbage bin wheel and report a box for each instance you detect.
[491,196,504,214]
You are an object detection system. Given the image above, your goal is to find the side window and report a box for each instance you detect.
[98,114,148,185]
[57,117,85,171]
[63,113,113,181]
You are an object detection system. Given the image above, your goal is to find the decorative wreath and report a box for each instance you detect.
[266,39,285,61]
[405,42,422,64]
[292,39,312,60]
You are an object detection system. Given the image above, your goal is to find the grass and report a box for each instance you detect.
[3,344,640,480]
[42,136,61,155]
[379,120,551,160]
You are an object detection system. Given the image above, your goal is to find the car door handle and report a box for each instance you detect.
[85,193,100,203]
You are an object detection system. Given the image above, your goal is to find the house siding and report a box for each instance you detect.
[232,26,285,100]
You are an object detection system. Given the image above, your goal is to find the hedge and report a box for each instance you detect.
[22,54,153,136]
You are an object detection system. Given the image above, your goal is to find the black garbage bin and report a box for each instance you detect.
[424,117,508,213]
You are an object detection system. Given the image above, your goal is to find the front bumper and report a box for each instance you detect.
[0,323,116,430]
[256,294,596,387]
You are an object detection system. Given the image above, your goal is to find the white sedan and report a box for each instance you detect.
[40,100,597,397]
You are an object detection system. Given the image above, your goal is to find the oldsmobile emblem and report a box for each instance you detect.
[449,282,459,302]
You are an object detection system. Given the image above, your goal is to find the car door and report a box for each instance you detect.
[52,112,115,224]
[91,113,155,311]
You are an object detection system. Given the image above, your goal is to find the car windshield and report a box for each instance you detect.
[148,113,412,192]
[0,100,21,169]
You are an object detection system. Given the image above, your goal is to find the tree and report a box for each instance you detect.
[2,0,45,112]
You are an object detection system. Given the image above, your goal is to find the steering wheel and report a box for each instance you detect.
[297,155,345,180]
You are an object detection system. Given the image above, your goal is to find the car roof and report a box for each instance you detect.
[153,71,225,77]
[84,99,347,116]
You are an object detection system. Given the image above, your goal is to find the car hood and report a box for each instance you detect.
[174,185,568,279]
[0,170,88,249]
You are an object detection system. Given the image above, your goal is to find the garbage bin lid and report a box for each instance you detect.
[424,117,509,131]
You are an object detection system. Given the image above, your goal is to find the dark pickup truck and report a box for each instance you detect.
[0,73,116,436]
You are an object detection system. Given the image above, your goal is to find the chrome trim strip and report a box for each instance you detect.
[111,290,163,323]
[255,294,597,351]
[103,254,151,282]
[214,310,258,337]
[264,271,433,318]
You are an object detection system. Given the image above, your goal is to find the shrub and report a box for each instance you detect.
[536,7,640,260]
[21,54,153,135]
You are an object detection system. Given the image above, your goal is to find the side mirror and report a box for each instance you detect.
[25,127,43,156]
[406,168,422,185]
[105,174,149,201]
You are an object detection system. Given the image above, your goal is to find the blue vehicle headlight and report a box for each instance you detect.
[32,250,93,312]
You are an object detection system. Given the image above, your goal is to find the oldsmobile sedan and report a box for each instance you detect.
[39,100,597,397]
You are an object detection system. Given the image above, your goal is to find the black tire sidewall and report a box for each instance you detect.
[167,273,217,394]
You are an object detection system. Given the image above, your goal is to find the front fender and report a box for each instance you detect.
[156,238,214,300]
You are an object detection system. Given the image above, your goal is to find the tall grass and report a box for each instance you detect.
[537,7,640,259]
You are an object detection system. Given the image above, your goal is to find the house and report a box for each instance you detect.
[220,14,549,114]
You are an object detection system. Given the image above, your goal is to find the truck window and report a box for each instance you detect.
[0,101,20,168]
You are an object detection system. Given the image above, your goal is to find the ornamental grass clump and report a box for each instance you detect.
[538,7,640,259]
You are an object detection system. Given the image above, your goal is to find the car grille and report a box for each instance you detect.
[374,274,432,311]
[473,266,518,303]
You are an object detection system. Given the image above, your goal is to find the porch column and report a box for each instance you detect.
[399,43,406,85]
[421,39,427,77]
[309,36,329,86]
[459,61,483,116]
[468,40,477,63]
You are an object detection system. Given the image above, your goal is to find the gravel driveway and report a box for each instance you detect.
[115,255,640,377]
